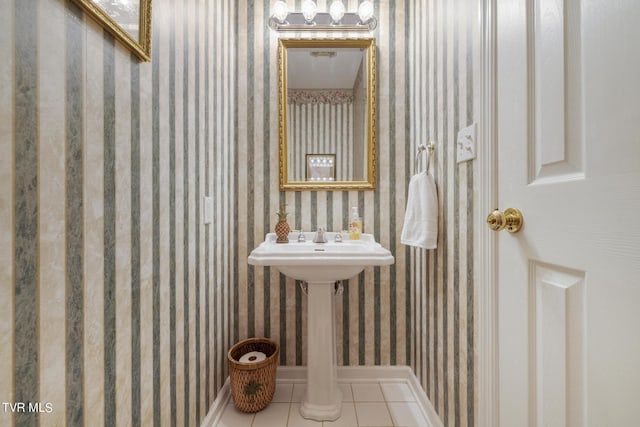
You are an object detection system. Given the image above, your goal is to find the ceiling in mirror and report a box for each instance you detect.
[287,48,363,89]
[278,38,377,191]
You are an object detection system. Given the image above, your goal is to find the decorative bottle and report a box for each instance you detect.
[349,206,362,240]
[275,203,290,243]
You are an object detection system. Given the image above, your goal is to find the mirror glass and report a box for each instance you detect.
[278,38,377,190]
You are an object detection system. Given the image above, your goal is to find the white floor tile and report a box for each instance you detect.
[351,383,385,402]
[273,382,295,402]
[292,383,306,402]
[213,372,436,427]
[354,402,393,427]
[217,402,255,427]
[253,402,292,427]
[387,402,430,427]
[339,383,353,402]
[288,403,324,427]
[322,402,358,427]
[380,382,415,402]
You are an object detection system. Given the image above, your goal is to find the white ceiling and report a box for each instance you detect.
[287,48,365,89]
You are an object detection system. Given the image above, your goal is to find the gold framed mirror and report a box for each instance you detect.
[278,38,377,190]
[71,0,152,62]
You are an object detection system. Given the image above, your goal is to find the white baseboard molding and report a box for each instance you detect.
[201,365,444,427]
[404,369,445,427]
[200,377,231,427]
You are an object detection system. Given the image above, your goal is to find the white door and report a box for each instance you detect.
[496,1,640,426]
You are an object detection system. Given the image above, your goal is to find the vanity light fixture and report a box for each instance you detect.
[301,0,318,23]
[272,0,289,23]
[329,0,346,24]
[268,0,377,32]
[357,1,374,24]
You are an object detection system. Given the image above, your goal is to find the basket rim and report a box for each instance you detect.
[228,337,280,371]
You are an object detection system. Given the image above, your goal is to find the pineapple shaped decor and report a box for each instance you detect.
[275,203,290,243]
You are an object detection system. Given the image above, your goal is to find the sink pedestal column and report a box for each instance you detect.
[300,281,343,421]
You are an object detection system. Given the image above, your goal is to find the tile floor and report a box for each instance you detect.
[216,380,431,427]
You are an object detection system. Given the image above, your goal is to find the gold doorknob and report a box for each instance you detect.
[486,208,524,233]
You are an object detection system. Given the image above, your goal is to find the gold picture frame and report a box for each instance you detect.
[71,0,152,62]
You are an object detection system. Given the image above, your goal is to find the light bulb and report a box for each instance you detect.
[358,0,374,23]
[272,1,288,22]
[329,0,346,23]
[301,0,318,23]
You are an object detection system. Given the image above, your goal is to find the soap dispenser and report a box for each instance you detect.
[349,206,362,240]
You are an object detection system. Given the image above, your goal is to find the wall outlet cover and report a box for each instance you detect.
[203,196,213,224]
[456,123,476,163]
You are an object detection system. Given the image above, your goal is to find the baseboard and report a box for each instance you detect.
[200,377,231,427]
[404,369,445,427]
[201,365,444,427]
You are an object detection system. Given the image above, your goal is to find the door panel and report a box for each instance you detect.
[529,0,584,183]
[530,262,585,427]
[497,0,640,426]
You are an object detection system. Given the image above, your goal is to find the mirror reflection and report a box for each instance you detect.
[278,38,377,190]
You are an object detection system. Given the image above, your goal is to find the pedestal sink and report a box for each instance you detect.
[248,232,394,421]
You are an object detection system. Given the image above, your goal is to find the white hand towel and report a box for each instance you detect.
[401,172,438,249]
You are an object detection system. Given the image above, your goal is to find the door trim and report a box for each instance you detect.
[475,0,499,426]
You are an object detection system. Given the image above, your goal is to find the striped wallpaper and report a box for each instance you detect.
[409,1,476,427]
[0,0,235,426]
[235,0,404,368]
[235,1,476,427]
[2,0,476,426]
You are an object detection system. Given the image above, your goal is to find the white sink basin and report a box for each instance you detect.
[248,232,394,281]
[248,232,394,421]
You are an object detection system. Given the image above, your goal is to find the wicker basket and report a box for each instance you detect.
[228,338,279,413]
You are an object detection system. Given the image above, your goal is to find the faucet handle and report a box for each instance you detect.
[334,231,343,242]
[290,230,306,242]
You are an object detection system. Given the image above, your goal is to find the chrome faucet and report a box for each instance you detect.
[297,230,306,242]
[313,227,328,243]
